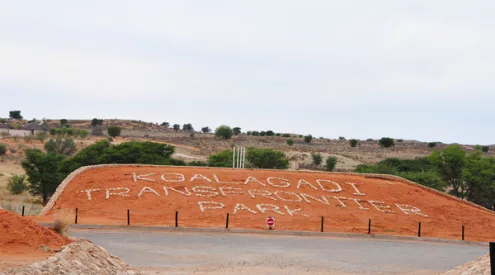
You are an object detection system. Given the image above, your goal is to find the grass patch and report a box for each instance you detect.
[54,208,73,236]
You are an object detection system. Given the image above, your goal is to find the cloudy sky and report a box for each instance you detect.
[1,1,494,144]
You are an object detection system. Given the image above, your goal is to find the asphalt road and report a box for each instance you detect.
[73,230,487,275]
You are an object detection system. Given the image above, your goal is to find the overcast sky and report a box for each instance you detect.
[1,1,494,145]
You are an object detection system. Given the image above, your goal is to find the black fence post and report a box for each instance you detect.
[321,216,324,232]
[75,208,78,224]
[368,219,371,234]
[22,206,25,217]
[418,222,421,238]
[175,211,178,227]
[226,213,229,229]
[127,209,130,226]
[489,242,494,275]
[462,225,465,241]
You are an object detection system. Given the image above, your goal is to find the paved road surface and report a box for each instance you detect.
[73,230,487,274]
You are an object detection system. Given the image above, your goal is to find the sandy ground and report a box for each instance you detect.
[37,166,495,242]
[72,229,489,275]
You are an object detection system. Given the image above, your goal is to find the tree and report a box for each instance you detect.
[91,118,103,127]
[339,136,346,141]
[201,127,211,133]
[462,151,495,209]
[349,139,358,147]
[260,131,266,136]
[304,135,313,144]
[246,148,289,169]
[107,126,121,137]
[379,137,395,148]
[91,125,105,136]
[287,139,294,146]
[233,127,242,135]
[22,149,66,205]
[215,125,233,140]
[35,132,48,143]
[282,134,291,138]
[0,144,6,155]
[312,153,323,167]
[428,145,467,199]
[266,130,275,136]
[173,124,180,131]
[7,175,26,195]
[207,149,233,167]
[161,122,170,127]
[325,156,337,171]
[44,138,77,156]
[482,146,490,153]
[60,119,70,128]
[182,123,194,132]
[428,142,437,148]
[9,110,22,120]
[246,131,252,136]
[252,131,260,136]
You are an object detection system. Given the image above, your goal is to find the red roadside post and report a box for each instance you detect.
[266,216,275,230]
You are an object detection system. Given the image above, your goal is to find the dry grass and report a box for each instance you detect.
[0,199,43,215]
[54,208,74,236]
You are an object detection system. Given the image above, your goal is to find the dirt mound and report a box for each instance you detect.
[39,165,495,242]
[0,210,70,255]
[442,254,491,275]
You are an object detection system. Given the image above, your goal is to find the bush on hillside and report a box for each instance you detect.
[233,127,242,135]
[44,138,77,156]
[282,134,291,138]
[428,142,437,148]
[304,135,313,144]
[266,130,275,136]
[312,153,323,166]
[0,144,6,155]
[325,156,337,171]
[7,175,26,195]
[107,126,121,137]
[349,139,358,147]
[379,137,395,148]
[215,125,233,140]
[246,148,289,169]
[207,149,233,167]
[287,139,294,146]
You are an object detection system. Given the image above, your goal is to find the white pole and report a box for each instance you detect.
[242,147,245,168]
[232,147,235,168]
[237,147,241,169]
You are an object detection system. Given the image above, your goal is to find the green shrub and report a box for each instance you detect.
[107,126,121,137]
[246,148,289,169]
[399,171,446,191]
[188,160,208,167]
[49,128,56,135]
[275,133,281,136]
[282,134,291,138]
[246,131,252,136]
[428,142,437,148]
[312,153,323,166]
[252,131,260,136]
[287,139,294,146]
[7,175,26,195]
[339,136,345,141]
[349,139,358,147]
[66,128,74,136]
[266,130,275,136]
[379,137,395,148]
[78,129,89,138]
[207,149,233,167]
[397,139,404,142]
[233,127,242,135]
[44,138,77,156]
[215,125,233,140]
[0,144,6,155]
[201,127,211,133]
[260,131,266,136]
[482,146,489,153]
[304,135,313,144]
[325,156,337,171]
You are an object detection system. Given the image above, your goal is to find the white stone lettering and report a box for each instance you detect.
[190,174,212,183]
[79,189,100,200]
[132,173,156,182]
[248,189,277,201]
[395,204,428,217]
[219,187,243,197]
[161,173,185,182]
[317,179,342,193]
[266,177,290,188]
[198,201,225,213]
[368,200,394,213]
[213,174,239,184]
[256,203,285,215]
[332,196,348,207]
[296,179,318,190]
[348,198,369,210]
[274,191,302,203]
[243,176,266,186]
[163,185,192,196]
[300,193,329,205]
[284,205,309,217]
[344,182,366,196]
[191,185,219,197]
[106,187,130,199]
[138,186,160,198]
[233,203,257,215]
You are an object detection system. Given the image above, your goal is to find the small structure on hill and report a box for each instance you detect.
[21,121,50,135]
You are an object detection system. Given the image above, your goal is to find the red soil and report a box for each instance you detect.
[40,166,495,242]
[0,210,70,255]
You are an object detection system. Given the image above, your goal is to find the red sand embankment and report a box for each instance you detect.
[39,165,495,242]
[0,210,70,255]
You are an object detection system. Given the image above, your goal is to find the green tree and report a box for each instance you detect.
[107,126,121,137]
[44,138,77,156]
[462,151,495,209]
[215,125,233,140]
[207,149,233,167]
[428,145,467,198]
[60,119,70,128]
[252,131,260,136]
[35,132,48,143]
[78,130,89,138]
[182,123,194,132]
[7,174,26,195]
[282,134,291,138]
[304,135,313,144]
[233,127,242,135]
[260,131,266,136]
[91,118,103,127]
[428,142,437,148]
[161,122,170,127]
[349,139,358,147]
[312,153,323,167]
[201,127,211,133]
[287,139,294,146]
[325,156,337,171]
[379,137,395,148]
[399,171,446,191]
[22,149,66,205]
[266,130,275,136]
[9,110,23,120]
[246,131,252,136]
[246,148,289,169]
[339,136,346,141]
[173,124,180,131]
[482,146,490,153]
[0,144,6,155]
